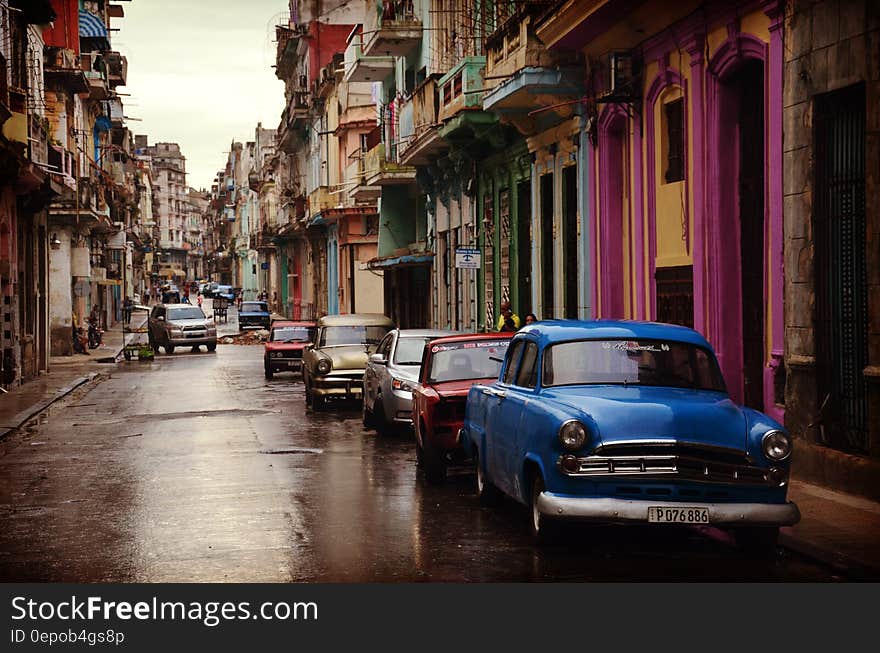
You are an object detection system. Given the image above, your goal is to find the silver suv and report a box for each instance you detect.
[148,304,217,354]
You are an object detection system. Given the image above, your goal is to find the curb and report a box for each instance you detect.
[779,531,880,580]
[0,371,102,440]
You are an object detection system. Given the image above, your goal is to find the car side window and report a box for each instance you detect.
[515,341,539,388]
[502,340,525,385]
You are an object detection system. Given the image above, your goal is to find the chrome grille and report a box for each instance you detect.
[559,442,777,486]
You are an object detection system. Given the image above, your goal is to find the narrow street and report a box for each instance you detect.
[0,311,843,581]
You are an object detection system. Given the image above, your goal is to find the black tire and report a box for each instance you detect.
[165,344,175,355]
[207,343,216,352]
[304,376,312,407]
[475,451,500,505]
[735,527,780,559]
[362,390,375,428]
[423,441,447,484]
[373,396,391,435]
[265,365,274,380]
[312,393,325,411]
[528,473,560,543]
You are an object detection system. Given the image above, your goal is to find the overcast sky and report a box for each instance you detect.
[114,0,288,191]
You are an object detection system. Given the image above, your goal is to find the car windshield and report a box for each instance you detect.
[241,302,267,313]
[427,340,510,383]
[319,325,390,347]
[167,307,205,320]
[542,339,726,391]
[394,337,433,365]
[271,326,314,343]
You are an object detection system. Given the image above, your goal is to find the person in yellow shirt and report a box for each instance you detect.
[496,300,520,332]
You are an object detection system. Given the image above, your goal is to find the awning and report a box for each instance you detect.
[78,10,108,38]
[368,254,433,270]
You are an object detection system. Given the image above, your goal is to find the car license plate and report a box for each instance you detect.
[648,507,710,524]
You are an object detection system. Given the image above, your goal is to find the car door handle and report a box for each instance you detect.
[482,388,506,399]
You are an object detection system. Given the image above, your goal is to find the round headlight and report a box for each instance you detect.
[762,429,792,461]
[316,358,331,374]
[558,420,587,451]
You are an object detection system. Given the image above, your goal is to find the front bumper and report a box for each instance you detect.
[536,493,801,526]
[239,318,270,328]
[267,357,302,372]
[389,389,414,424]
[312,375,363,398]
[167,334,217,346]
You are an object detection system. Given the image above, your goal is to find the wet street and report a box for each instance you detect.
[0,318,842,581]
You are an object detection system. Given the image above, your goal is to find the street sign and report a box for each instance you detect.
[455,247,481,269]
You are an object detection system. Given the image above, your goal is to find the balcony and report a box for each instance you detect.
[363,142,416,186]
[347,157,379,203]
[80,53,110,100]
[438,57,486,122]
[275,23,309,80]
[343,29,394,84]
[104,51,127,88]
[398,76,446,166]
[362,1,422,57]
[308,185,337,217]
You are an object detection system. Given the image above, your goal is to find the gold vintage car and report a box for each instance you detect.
[302,313,395,410]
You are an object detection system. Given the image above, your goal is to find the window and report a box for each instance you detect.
[515,342,539,388]
[502,340,524,385]
[664,98,684,183]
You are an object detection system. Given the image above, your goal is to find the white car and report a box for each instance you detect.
[362,328,460,434]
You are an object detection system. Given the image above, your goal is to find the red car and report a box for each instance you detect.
[412,333,513,483]
[264,320,317,379]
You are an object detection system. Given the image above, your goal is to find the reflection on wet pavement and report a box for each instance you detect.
[0,347,837,582]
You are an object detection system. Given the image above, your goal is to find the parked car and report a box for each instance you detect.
[203,282,218,298]
[264,320,317,379]
[215,285,235,303]
[459,320,801,551]
[362,328,460,434]
[302,313,395,410]
[239,300,271,329]
[412,333,513,483]
[148,303,217,354]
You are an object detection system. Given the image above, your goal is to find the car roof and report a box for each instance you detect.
[317,313,395,327]
[516,319,713,349]
[395,329,461,338]
[271,320,316,328]
[426,332,513,346]
[160,304,204,309]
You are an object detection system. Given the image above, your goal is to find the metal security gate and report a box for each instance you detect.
[814,84,868,452]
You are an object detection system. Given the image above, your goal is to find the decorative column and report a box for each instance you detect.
[685,34,707,337]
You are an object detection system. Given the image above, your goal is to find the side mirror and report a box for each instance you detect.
[369,353,386,365]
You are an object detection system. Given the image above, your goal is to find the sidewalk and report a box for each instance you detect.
[0,323,125,440]
[781,480,880,579]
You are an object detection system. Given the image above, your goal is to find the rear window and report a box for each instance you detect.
[427,340,510,383]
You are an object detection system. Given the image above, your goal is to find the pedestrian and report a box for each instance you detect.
[123,296,133,325]
[524,312,538,325]
[500,316,517,333]
[197,292,203,308]
[182,285,190,304]
[495,300,520,332]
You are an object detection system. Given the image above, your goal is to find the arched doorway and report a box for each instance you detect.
[708,39,767,410]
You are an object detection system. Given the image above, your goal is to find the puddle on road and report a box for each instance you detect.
[259,447,323,455]
[72,408,276,426]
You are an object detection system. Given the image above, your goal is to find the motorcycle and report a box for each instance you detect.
[86,319,104,349]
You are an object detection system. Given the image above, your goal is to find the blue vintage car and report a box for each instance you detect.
[238,300,271,329]
[460,320,800,553]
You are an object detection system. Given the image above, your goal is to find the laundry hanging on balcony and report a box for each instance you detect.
[78,9,108,38]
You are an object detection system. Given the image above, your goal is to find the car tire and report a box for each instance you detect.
[735,527,780,559]
[312,393,325,411]
[423,441,447,485]
[474,451,500,506]
[165,344,175,355]
[528,474,560,543]
[265,365,274,380]
[374,396,393,436]
[304,376,312,407]
[362,390,375,428]
[207,343,217,352]
[150,337,159,353]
